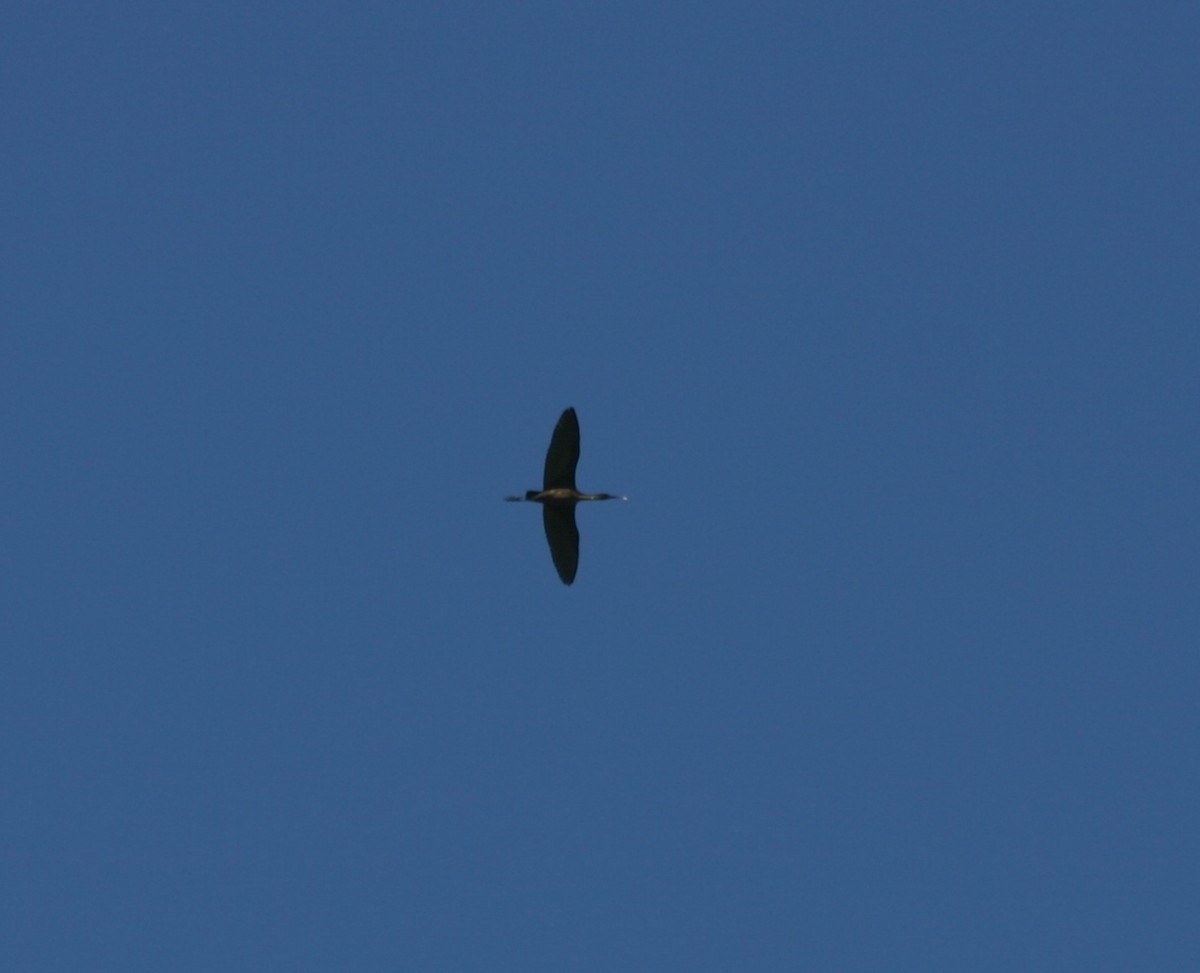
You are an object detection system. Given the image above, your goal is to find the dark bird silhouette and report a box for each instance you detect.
[506,407,626,585]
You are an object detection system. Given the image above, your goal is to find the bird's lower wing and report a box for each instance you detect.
[542,505,579,585]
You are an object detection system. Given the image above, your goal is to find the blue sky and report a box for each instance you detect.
[3,3,1197,970]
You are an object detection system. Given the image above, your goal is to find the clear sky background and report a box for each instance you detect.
[3,4,1197,970]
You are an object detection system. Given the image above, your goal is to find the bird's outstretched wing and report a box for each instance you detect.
[542,504,579,585]
[543,407,580,491]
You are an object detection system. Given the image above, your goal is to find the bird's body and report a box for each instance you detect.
[506,407,625,585]
[520,487,622,504]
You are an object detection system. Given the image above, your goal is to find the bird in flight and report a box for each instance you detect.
[506,407,626,585]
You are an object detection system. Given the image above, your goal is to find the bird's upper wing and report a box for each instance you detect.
[542,407,580,491]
